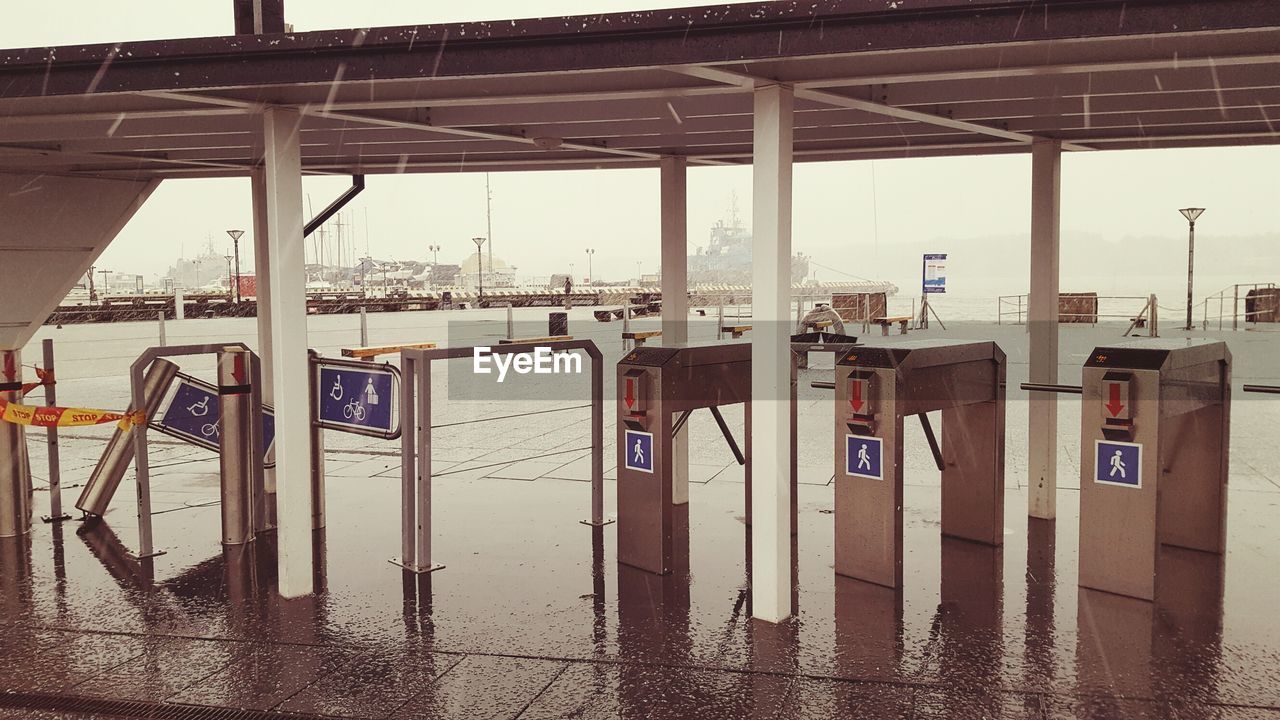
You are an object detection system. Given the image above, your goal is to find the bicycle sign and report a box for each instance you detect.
[156,375,276,462]
[314,359,399,438]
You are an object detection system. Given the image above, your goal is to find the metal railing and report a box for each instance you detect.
[1199,283,1277,331]
[997,294,1157,337]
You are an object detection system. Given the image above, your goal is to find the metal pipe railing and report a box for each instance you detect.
[1243,384,1280,394]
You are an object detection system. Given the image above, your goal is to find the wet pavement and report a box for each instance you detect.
[1,310,1279,718]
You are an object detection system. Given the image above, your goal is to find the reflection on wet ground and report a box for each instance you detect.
[5,313,1280,718]
[2,468,1279,719]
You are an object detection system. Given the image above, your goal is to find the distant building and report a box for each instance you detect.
[458,254,517,289]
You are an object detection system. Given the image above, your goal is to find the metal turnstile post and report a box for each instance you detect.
[217,347,255,545]
[0,349,31,538]
[833,340,1006,589]
[1078,340,1230,601]
[41,339,71,523]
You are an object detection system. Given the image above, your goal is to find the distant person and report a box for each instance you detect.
[564,276,573,310]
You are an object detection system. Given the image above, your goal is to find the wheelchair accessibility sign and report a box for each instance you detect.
[315,362,399,438]
[156,375,275,463]
[846,434,883,481]
[1095,440,1142,488]
[624,429,654,473]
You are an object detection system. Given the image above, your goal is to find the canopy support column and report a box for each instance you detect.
[660,155,690,505]
[261,107,314,597]
[1028,139,1062,520]
[750,84,794,623]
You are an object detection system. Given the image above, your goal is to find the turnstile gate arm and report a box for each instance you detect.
[709,406,746,466]
[1020,382,1083,394]
[917,413,945,472]
[672,410,693,437]
[1243,384,1280,394]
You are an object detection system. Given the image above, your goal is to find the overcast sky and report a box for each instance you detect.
[3,1,1277,299]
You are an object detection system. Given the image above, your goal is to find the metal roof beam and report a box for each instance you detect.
[140,90,726,165]
[670,65,1091,151]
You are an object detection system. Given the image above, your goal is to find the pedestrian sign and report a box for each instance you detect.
[314,362,399,437]
[846,434,883,481]
[1095,440,1142,488]
[624,429,654,473]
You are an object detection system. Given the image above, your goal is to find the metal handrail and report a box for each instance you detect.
[1200,282,1277,331]
[997,294,1156,336]
[1243,384,1280,394]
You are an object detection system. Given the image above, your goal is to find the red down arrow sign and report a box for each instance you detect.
[850,378,867,413]
[1105,381,1127,418]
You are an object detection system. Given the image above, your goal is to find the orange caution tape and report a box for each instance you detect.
[0,397,143,430]
[18,367,55,397]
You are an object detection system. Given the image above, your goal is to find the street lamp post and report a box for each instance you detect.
[226,229,245,303]
[472,237,487,306]
[585,248,594,284]
[428,244,441,265]
[1179,207,1205,330]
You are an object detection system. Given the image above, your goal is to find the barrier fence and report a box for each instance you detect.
[997,294,1158,337]
[1200,283,1278,331]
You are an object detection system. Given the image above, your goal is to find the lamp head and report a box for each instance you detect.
[1179,208,1205,223]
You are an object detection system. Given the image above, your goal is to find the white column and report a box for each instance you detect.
[261,107,313,596]
[1028,140,1062,520]
[660,156,690,505]
[251,169,275,497]
[750,84,794,623]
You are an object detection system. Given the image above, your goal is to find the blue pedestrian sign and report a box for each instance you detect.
[846,434,883,480]
[1095,440,1142,488]
[156,376,275,462]
[314,362,399,437]
[624,429,654,473]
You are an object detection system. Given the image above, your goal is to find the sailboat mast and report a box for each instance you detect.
[486,173,493,275]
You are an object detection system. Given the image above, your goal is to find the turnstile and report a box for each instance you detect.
[617,343,762,575]
[833,340,1006,588]
[1078,339,1230,601]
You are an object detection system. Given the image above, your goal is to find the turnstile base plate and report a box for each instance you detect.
[389,558,445,574]
[127,549,168,561]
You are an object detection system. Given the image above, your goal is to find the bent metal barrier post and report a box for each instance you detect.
[395,338,607,574]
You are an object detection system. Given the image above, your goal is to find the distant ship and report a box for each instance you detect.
[688,198,810,286]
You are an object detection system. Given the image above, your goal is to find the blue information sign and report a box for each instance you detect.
[846,434,883,480]
[1095,440,1142,488]
[922,253,948,294]
[156,376,275,462]
[624,429,654,473]
[315,363,398,436]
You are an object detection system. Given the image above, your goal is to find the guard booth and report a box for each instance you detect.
[1078,339,1231,601]
[616,343,761,575]
[833,340,1006,588]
